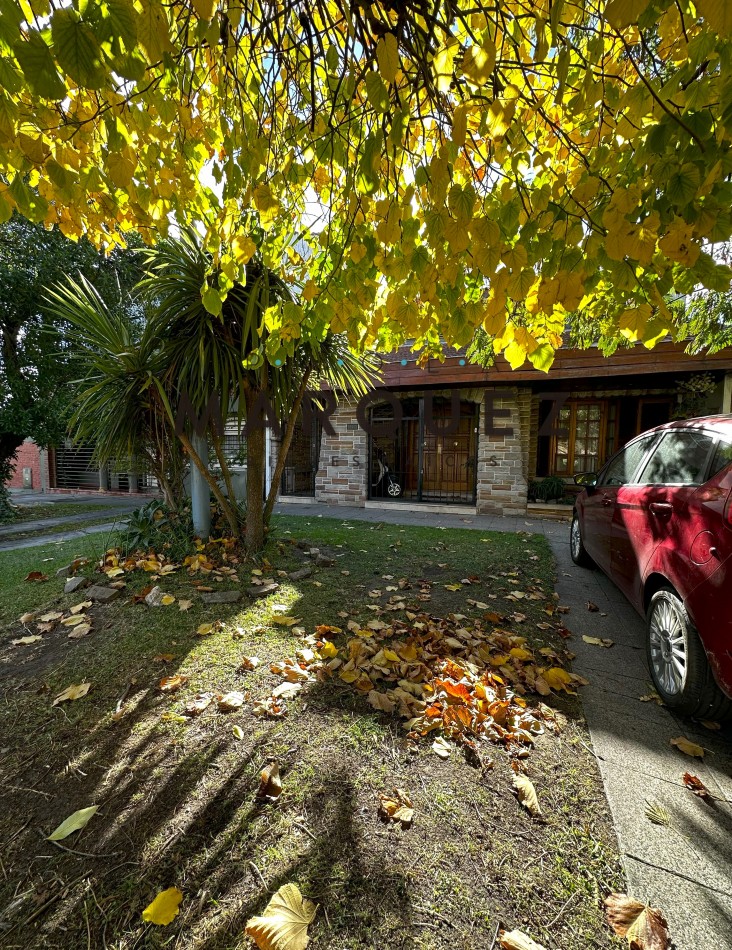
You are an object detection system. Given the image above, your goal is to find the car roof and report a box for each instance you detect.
[646,414,732,436]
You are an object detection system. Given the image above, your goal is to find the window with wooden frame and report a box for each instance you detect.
[551,400,607,476]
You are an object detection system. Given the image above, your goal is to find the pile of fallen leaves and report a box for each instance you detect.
[100,538,240,584]
[255,610,585,759]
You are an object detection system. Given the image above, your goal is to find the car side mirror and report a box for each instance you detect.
[574,472,597,489]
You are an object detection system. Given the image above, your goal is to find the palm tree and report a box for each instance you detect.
[43,276,185,508]
[137,230,379,552]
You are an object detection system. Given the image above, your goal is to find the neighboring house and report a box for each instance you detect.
[271,340,732,516]
[7,439,155,494]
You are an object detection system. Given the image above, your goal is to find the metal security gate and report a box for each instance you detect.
[369,396,478,505]
[53,443,104,490]
[281,413,321,497]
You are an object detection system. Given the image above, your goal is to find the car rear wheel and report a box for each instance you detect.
[646,588,732,721]
[570,513,594,568]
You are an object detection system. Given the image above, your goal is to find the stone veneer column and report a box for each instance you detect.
[476,387,531,515]
[314,399,368,506]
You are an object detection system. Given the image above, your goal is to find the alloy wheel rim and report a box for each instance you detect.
[649,600,687,696]
[571,519,581,558]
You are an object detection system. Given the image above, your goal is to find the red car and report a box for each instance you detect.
[571,415,732,720]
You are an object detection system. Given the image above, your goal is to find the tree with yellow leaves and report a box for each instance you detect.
[2,0,732,370]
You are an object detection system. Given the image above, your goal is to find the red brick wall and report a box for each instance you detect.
[7,440,42,489]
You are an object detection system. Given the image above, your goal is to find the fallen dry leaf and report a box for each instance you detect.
[587,601,599,611]
[257,762,282,802]
[582,635,614,648]
[378,788,413,827]
[240,655,261,671]
[196,622,215,636]
[19,611,37,624]
[70,601,92,615]
[500,931,548,950]
[178,599,193,611]
[67,623,91,639]
[604,893,670,949]
[52,683,91,705]
[48,806,98,841]
[24,571,48,582]
[159,675,188,693]
[272,682,302,700]
[218,690,245,711]
[245,883,316,950]
[670,736,705,758]
[513,773,542,818]
[61,614,87,626]
[142,886,183,926]
[154,653,175,663]
[184,693,214,716]
[233,725,245,740]
[682,772,713,801]
[161,594,176,606]
[12,635,42,646]
[431,736,452,759]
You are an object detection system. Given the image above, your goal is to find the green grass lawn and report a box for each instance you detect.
[0,516,623,949]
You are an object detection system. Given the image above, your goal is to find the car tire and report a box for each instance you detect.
[646,587,732,722]
[570,513,594,568]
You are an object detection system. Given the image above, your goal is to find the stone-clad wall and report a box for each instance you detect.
[314,400,368,505]
[475,387,531,515]
[273,388,532,514]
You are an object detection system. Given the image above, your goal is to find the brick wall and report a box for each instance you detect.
[7,439,42,490]
[314,400,368,506]
[476,387,531,515]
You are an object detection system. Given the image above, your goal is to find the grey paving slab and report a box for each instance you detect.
[0,521,125,552]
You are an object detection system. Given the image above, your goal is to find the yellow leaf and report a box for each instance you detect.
[105,567,124,578]
[541,667,574,692]
[461,39,496,86]
[52,682,91,705]
[376,34,399,84]
[197,622,214,635]
[619,303,652,343]
[670,736,705,758]
[272,616,301,626]
[141,886,183,926]
[161,594,176,606]
[245,883,317,950]
[605,0,651,31]
[513,773,542,817]
[232,234,256,264]
[319,641,338,659]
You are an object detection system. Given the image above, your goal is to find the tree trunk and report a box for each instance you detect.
[178,430,240,538]
[263,368,312,527]
[245,385,266,554]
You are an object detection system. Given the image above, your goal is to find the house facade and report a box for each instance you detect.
[272,341,732,516]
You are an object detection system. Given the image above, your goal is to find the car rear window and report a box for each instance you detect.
[709,439,732,479]
[639,430,715,485]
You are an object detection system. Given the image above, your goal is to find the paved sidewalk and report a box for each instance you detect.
[0,521,130,552]
[274,501,732,950]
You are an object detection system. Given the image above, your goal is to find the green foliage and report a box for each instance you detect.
[4,1,732,366]
[671,372,718,420]
[535,476,567,503]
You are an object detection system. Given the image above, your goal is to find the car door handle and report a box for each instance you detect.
[601,494,612,507]
[649,502,673,517]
